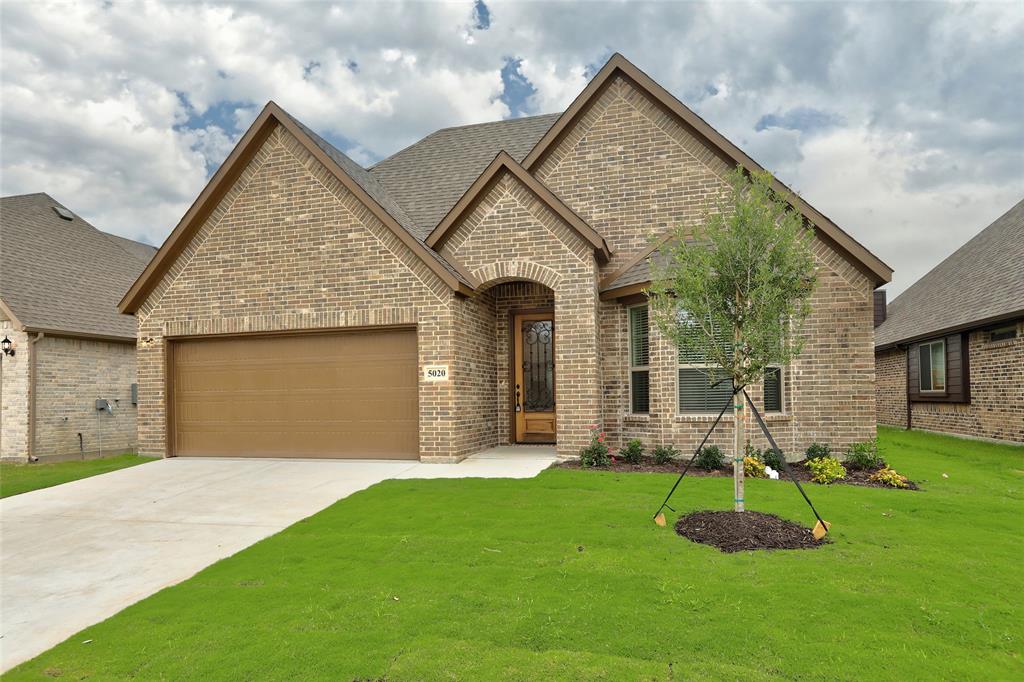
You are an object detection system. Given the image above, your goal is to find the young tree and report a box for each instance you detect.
[648,168,817,512]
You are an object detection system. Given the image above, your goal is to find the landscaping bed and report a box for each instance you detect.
[556,456,919,489]
[675,510,826,552]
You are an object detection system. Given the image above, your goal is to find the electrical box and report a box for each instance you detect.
[95,399,112,413]
[130,383,138,405]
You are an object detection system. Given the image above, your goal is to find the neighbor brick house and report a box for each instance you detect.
[1,193,156,461]
[119,54,892,462]
[875,199,1023,443]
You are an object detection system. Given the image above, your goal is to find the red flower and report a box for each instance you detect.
[597,435,605,443]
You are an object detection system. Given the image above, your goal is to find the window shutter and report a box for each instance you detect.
[764,367,782,412]
[678,368,732,413]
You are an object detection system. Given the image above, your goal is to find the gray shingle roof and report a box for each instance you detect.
[0,193,155,339]
[875,198,1024,349]
[369,113,562,238]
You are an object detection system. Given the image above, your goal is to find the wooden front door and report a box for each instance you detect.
[513,312,556,443]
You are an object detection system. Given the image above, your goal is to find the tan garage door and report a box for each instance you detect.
[170,330,418,459]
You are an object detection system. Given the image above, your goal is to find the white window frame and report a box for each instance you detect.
[627,304,650,415]
[919,339,946,393]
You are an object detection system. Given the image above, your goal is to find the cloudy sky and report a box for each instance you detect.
[2,1,1022,297]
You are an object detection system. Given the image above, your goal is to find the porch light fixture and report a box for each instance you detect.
[1,336,14,356]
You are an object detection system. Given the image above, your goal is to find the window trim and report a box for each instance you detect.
[919,339,946,393]
[627,304,650,415]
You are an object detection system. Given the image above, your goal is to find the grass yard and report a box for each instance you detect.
[0,453,153,499]
[7,428,1023,680]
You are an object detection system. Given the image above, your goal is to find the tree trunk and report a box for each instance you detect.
[733,379,745,512]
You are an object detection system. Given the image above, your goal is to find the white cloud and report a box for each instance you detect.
[1,0,1021,297]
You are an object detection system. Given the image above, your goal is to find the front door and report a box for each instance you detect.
[513,312,556,443]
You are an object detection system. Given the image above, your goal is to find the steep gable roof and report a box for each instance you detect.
[370,113,561,238]
[875,198,1024,350]
[0,193,155,339]
[426,151,611,263]
[523,53,893,287]
[119,102,475,314]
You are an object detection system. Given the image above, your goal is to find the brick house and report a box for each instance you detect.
[875,199,1023,443]
[119,53,891,462]
[1,193,156,461]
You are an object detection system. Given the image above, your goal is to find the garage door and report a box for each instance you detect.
[170,330,418,459]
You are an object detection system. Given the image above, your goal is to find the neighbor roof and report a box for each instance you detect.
[875,198,1024,350]
[0,193,156,339]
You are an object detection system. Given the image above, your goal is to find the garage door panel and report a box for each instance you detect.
[170,330,418,459]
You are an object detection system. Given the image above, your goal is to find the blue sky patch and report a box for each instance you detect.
[755,107,843,134]
[472,0,491,30]
[499,57,536,117]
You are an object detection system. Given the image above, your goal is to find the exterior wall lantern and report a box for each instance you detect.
[1,336,14,356]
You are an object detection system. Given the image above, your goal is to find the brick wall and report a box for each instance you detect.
[875,347,907,428]
[536,74,877,459]
[876,322,1024,443]
[33,336,138,459]
[442,172,601,457]
[0,315,29,460]
[135,124,458,460]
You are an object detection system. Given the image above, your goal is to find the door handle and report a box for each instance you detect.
[515,384,522,413]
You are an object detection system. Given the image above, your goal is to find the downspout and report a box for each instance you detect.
[904,345,912,431]
[28,332,44,461]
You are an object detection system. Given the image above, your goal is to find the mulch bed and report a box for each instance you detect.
[555,456,919,490]
[675,510,827,552]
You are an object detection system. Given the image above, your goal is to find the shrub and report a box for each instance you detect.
[619,438,644,465]
[652,445,680,465]
[807,456,846,484]
[579,425,610,468]
[804,442,831,462]
[695,445,725,471]
[744,456,766,478]
[761,448,785,471]
[869,466,909,489]
[845,439,885,470]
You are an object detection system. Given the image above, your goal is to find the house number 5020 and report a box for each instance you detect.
[423,365,449,381]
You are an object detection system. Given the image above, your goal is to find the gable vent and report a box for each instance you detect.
[52,206,74,221]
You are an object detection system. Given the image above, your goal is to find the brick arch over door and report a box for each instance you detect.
[471,260,563,292]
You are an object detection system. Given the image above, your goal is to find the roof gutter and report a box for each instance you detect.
[27,332,44,461]
[875,308,1024,352]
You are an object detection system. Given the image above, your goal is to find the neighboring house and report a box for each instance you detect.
[119,53,891,462]
[875,199,1024,443]
[0,193,156,461]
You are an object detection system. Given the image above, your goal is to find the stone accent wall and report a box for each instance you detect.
[876,321,1024,443]
[135,124,458,460]
[875,347,907,428]
[33,336,137,458]
[442,172,601,457]
[535,74,732,276]
[0,315,29,460]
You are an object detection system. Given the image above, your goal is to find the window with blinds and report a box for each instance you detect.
[629,305,650,413]
[678,367,733,413]
[764,366,783,412]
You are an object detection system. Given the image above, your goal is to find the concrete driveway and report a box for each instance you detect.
[0,448,555,671]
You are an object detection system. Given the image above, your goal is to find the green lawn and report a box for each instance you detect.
[0,454,153,499]
[7,428,1023,680]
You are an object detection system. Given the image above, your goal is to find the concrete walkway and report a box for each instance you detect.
[0,447,556,671]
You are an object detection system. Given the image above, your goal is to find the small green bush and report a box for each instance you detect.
[579,426,610,468]
[652,445,680,465]
[620,438,644,465]
[695,445,725,471]
[869,466,909,489]
[845,439,885,470]
[808,456,846,484]
[744,456,766,478]
[804,442,832,462]
[760,448,785,470]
